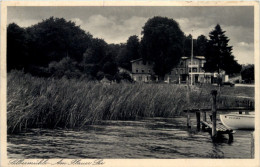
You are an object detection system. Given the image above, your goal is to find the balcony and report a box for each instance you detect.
[188,64,199,68]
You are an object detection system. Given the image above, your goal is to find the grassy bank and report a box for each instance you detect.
[7,71,254,134]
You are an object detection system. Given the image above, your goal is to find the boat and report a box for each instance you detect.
[220,113,254,130]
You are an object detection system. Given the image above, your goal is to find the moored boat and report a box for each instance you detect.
[220,113,254,130]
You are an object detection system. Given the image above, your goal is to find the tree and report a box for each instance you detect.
[183,34,192,57]
[83,38,108,64]
[196,35,208,56]
[204,24,241,74]
[116,45,128,69]
[241,64,254,83]
[126,35,141,60]
[140,16,184,79]
[116,35,141,70]
[102,61,118,76]
[7,23,28,71]
[26,17,92,69]
[81,38,120,79]
[48,57,81,79]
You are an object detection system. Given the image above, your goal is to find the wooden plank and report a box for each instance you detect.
[201,121,233,134]
[183,107,254,113]
[201,120,212,128]
[202,112,206,131]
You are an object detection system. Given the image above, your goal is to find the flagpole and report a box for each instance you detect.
[191,33,193,86]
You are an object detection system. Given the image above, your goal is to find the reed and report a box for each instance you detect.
[7,71,253,134]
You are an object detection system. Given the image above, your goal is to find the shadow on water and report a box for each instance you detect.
[7,117,253,159]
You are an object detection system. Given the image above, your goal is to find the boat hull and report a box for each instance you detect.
[220,114,254,130]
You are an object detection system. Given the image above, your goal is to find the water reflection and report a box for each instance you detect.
[8,117,253,159]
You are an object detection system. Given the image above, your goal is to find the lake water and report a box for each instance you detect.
[7,116,254,159]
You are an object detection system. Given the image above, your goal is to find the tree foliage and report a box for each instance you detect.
[7,17,125,81]
[183,34,192,57]
[204,24,241,74]
[7,17,243,82]
[241,64,254,83]
[26,17,92,67]
[196,35,208,56]
[7,23,28,71]
[116,35,141,70]
[140,16,184,79]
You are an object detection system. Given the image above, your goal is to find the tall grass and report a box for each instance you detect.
[7,71,254,134]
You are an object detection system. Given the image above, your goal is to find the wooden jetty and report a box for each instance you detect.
[184,90,254,142]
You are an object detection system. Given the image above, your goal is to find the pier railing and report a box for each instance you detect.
[183,90,254,142]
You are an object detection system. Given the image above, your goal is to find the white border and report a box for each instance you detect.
[1,1,259,167]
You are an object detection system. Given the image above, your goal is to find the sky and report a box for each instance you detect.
[7,6,254,64]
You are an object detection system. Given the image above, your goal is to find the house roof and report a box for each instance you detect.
[131,56,205,63]
[182,56,205,60]
[195,56,205,59]
[130,58,143,63]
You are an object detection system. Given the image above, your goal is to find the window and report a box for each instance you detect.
[136,69,139,73]
[189,68,191,72]
[142,69,144,73]
[180,69,183,74]
[193,68,197,72]
[148,70,151,73]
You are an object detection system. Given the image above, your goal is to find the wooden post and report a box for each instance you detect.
[245,100,249,115]
[228,133,233,143]
[211,90,217,138]
[251,132,255,158]
[202,111,206,131]
[187,113,191,128]
[250,101,254,108]
[186,77,191,128]
[196,111,200,131]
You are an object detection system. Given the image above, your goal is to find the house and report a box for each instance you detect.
[131,56,227,84]
[130,58,158,82]
[164,56,212,84]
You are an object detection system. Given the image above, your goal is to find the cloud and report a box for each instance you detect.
[71,18,83,25]
[73,15,148,44]
[233,42,254,64]
[176,18,254,64]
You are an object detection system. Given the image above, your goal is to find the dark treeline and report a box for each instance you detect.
[241,64,254,83]
[7,17,131,81]
[7,16,242,81]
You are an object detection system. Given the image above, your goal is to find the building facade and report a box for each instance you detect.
[164,56,212,84]
[130,58,158,82]
[130,56,225,84]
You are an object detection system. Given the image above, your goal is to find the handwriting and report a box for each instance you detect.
[9,159,105,166]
